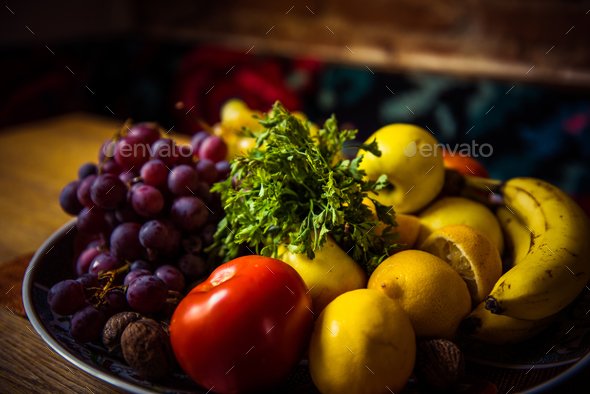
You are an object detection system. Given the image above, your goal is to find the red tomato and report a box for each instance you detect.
[170,255,313,394]
[442,150,489,178]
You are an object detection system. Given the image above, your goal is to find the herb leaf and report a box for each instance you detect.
[210,102,398,272]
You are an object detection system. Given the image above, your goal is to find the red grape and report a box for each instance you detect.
[140,159,168,188]
[198,135,227,163]
[126,275,167,314]
[168,165,199,196]
[91,174,127,210]
[70,305,105,342]
[155,265,185,292]
[131,185,164,217]
[110,222,143,261]
[127,122,160,145]
[171,196,208,231]
[60,181,83,215]
[47,279,86,315]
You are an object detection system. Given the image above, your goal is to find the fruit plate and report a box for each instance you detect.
[23,221,590,393]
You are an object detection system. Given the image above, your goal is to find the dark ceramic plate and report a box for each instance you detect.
[23,221,590,393]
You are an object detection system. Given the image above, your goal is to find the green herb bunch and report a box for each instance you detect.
[210,102,398,272]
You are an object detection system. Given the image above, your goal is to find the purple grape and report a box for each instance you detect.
[171,196,208,231]
[76,246,102,276]
[101,159,122,175]
[196,159,218,185]
[110,222,143,261]
[89,252,121,275]
[127,122,160,145]
[178,254,208,278]
[100,288,127,317]
[70,305,105,342]
[78,162,98,180]
[215,160,231,181]
[77,175,97,207]
[155,265,185,292]
[191,131,209,157]
[131,185,164,217]
[47,279,86,315]
[201,223,217,245]
[194,182,212,203]
[119,170,137,184]
[124,268,152,286]
[176,145,195,166]
[126,275,167,314]
[77,207,109,234]
[90,173,127,210]
[150,138,178,166]
[182,235,203,254]
[139,220,180,252]
[60,181,83,215]
[115,205,142,223]
[76,273,98,289]
[140,159,168,188]
[167,165,199,196]
[114,137,150,170]
[130,259,151,271]
[198,135,227,163]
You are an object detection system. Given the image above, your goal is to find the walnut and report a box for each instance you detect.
[102,312,142,352]
[414,339,465,391]
[121,318,171,380]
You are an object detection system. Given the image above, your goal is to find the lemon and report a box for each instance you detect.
[421,224,502,305]
[309,289,415,394]
[418,197,504,253]
[362,197,421,248]
[368,250,471,338]
[278,236,367,314]
[357,124,445,213]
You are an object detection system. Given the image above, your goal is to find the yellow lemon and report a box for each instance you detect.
[368,250,471,338]
[421,224,503,305]
[357,124,445,213]
[278,237,367,314]
[418,197,504,253]
[362,197,420,248]
[309,289,415,394]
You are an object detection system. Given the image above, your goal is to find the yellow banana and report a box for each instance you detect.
[462,302,555,344]
[485,177,590,320]
[496,206,533,266]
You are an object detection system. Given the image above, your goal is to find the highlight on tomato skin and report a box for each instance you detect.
[169,255,314,394]
[442,149,489,178]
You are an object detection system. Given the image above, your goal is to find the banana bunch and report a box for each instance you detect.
[466,177,590,344]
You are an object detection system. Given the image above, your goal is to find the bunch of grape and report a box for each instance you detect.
[51,122,230,342]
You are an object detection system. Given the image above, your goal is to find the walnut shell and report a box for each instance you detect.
[102,312,142,352]
[121,318,170,380]
[415,339,465,391]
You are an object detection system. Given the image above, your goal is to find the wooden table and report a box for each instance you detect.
[0,114,127,392]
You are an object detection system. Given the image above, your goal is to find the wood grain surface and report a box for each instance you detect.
[0,307,123,393]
